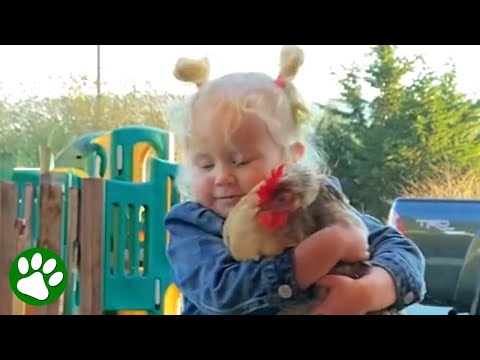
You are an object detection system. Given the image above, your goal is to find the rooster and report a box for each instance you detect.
[222,163,399,315]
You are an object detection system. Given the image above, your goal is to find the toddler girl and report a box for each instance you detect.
[164,45,426,315]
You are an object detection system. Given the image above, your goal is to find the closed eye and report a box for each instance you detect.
[235,160,249,166]
[233,158,250,166]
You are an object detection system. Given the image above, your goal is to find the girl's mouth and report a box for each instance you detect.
[216,195,243,200]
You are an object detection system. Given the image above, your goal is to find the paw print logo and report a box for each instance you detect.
[9,248,67,306]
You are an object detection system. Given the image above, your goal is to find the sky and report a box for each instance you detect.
[0,45,478,104]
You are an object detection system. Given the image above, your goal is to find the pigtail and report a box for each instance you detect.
[276,45,309,126]
[173,57,210,88]
[279,45,304,81]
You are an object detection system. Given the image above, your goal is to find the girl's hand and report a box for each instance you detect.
[309,274,371,315]
[294,224,369,290]
[310,266,398,315]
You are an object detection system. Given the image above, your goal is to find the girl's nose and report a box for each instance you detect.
[214,168,235,185]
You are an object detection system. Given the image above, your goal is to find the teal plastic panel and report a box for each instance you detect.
[103,158,178,314]
[109,125,172,181]
[12,169,41,247]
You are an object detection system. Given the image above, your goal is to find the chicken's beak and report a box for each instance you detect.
[292,198,302,211]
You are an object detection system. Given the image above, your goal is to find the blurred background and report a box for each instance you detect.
[0,45,479,221]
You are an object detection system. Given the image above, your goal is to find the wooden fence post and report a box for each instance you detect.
[79,178,105,315]
[28,176,64,315]
[12,184,34,315]
[0,182,18,315]
[64,188,79,315]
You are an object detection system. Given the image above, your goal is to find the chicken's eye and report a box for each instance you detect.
[273,191,293,205]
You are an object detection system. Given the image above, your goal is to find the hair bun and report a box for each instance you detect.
[173,57,210,88]
[279,45,304,81]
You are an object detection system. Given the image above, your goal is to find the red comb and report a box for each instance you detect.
[256,164,285,206]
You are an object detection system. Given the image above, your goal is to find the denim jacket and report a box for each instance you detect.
[164,176,426,315]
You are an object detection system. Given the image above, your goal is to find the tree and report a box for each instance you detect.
[0,75,186,167]
[316,45,480,219]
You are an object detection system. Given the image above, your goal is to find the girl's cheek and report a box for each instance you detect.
[243,163,269,188]
[193,174,213,199]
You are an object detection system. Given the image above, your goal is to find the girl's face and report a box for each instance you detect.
[187,108,292,219]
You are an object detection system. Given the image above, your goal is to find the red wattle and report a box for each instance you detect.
[259,211,289,228]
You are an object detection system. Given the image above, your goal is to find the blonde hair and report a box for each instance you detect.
[166,45,327,199]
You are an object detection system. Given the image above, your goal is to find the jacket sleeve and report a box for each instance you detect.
[327,176,427,309]
[360,212,427,309]
[164,202,313,315]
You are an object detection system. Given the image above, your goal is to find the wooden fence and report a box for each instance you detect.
[0,177,104,315]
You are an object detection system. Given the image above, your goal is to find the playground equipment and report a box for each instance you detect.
[95,126,180,315]
[54,130,108,178]
[93,125,175,181]
[1,125,182,315]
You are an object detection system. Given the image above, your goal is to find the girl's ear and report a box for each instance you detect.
[289,142,305,162]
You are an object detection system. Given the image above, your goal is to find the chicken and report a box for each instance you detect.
[222,163,400,315]
[222,163,368,261]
